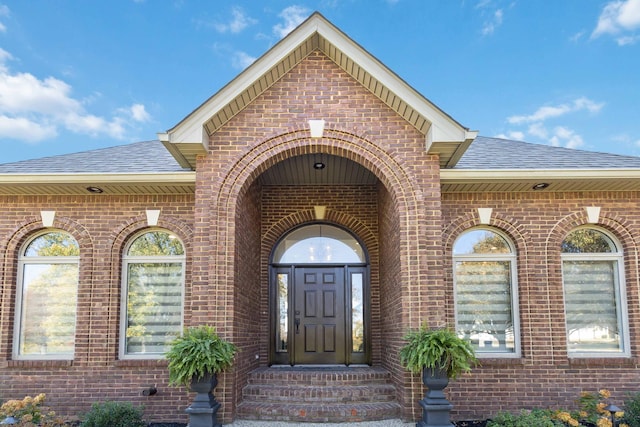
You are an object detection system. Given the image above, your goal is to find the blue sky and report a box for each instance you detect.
[0,0,639,163]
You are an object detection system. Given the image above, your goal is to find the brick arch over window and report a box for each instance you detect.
[0,216,93,362]
[104,216,193,358]
[442,211,532,340]
[209,126,424,306]
[545,210,639,359]
[262,208,379,261]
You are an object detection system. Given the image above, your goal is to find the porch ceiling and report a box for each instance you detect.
[258,154,378,186]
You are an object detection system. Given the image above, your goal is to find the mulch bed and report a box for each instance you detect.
[454,421,489,427]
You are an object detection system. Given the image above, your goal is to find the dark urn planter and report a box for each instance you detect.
[417,367,454,427]
[184,372,222,427]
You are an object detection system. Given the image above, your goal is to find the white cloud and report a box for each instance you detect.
[129,103,151,122]
[507,97,603,124]
[0,4,9,33]
[214,7,257,34]
[0,49,151,143]
[231,51,256,70]
[0,115,57,142]
[481,9,503,35]
[592,0,640,44]
[273,5,310,38]
[549,126,584,149]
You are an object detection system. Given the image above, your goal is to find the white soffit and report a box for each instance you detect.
[160,12,473,169]
[441,169,640,192]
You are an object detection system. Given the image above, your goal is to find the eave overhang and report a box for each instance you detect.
[0,172,196,195]
[441,169,640,193]
[160,12,474,170]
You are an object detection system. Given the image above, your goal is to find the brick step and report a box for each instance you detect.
[246,366,393,386]
[238,366,401,422]
[242,383,398,402]
[235,401,402,423]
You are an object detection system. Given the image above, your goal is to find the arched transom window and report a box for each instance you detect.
[15,231,79,359]
[561,227,628,356]
[453,228,520,357]
[121,230,185,358]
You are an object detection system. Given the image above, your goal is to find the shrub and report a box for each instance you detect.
[487,409,564,427]
[80,401,146,427]
[623,392,640,427]
[0,393,69,426]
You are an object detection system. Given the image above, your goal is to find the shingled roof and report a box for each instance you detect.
[2,137,640,174]
[456,136,640,169]
[0,140,189,174]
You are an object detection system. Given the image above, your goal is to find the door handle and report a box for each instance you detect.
[294,318,300,334]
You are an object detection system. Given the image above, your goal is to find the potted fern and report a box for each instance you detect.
[400,324,477,427]
[165,325,237,427]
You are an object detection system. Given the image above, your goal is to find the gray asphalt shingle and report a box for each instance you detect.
[1,136,640,174]
[455,136,640,169]
[0,140,189,173]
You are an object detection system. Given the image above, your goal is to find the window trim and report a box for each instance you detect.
[119,229,186,360]
[561,227,630,358]
[14,230,79,360]
[453,227,521,359]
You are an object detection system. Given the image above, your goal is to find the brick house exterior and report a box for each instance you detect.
[1,13,640,424]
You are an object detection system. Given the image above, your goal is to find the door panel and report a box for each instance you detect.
[294,266,345,364]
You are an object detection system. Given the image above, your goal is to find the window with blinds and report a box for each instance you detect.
[453,228,520,357]
[15,231,79,359]
[121,230,185,358]
[561,228,628,356]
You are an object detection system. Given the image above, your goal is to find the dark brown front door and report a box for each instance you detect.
[293,266,345,364]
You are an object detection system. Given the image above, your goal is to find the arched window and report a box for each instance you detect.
[453,228,520,357]
[561,227,628,356]
[15,231,79,359]
[121,230,185,358]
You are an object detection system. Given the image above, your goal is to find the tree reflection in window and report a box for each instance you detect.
[454,228,519,355]
[123,230,185,357]
[561,228,626,355]
[17,231,79,358]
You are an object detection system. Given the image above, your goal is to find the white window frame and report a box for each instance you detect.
[14,230,79,360]
[453,227,521,358]
[561,227,630,358]
[119,229,185,360]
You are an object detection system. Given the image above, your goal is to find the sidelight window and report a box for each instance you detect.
[453,228,520,357]
[561,227,628,356]
[15,231,79,359]
[121,230,185,358]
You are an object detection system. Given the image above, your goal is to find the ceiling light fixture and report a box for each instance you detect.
[86,186,104,194]
[532,182,550,190]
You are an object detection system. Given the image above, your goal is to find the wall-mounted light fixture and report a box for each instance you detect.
[313,153,326,170]
[309,119,325,138]
[142,386,157,396]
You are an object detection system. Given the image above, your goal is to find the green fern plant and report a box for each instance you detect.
[165,325,237,387]
[399,324,477,379]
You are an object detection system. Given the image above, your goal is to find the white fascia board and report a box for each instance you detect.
[318,20,468,141]
[0,172,196,184]
[167,19,322,145]
[441,168,640,181]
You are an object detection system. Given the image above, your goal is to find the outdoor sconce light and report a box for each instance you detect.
[605,403,622,426]
[142,386,157,396]
[309,119,325,138]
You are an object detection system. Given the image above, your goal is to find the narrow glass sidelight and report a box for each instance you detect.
[276,273,288,353]
[352,272,364,353]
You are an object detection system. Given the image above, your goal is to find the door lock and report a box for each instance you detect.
[294,318,300,334]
